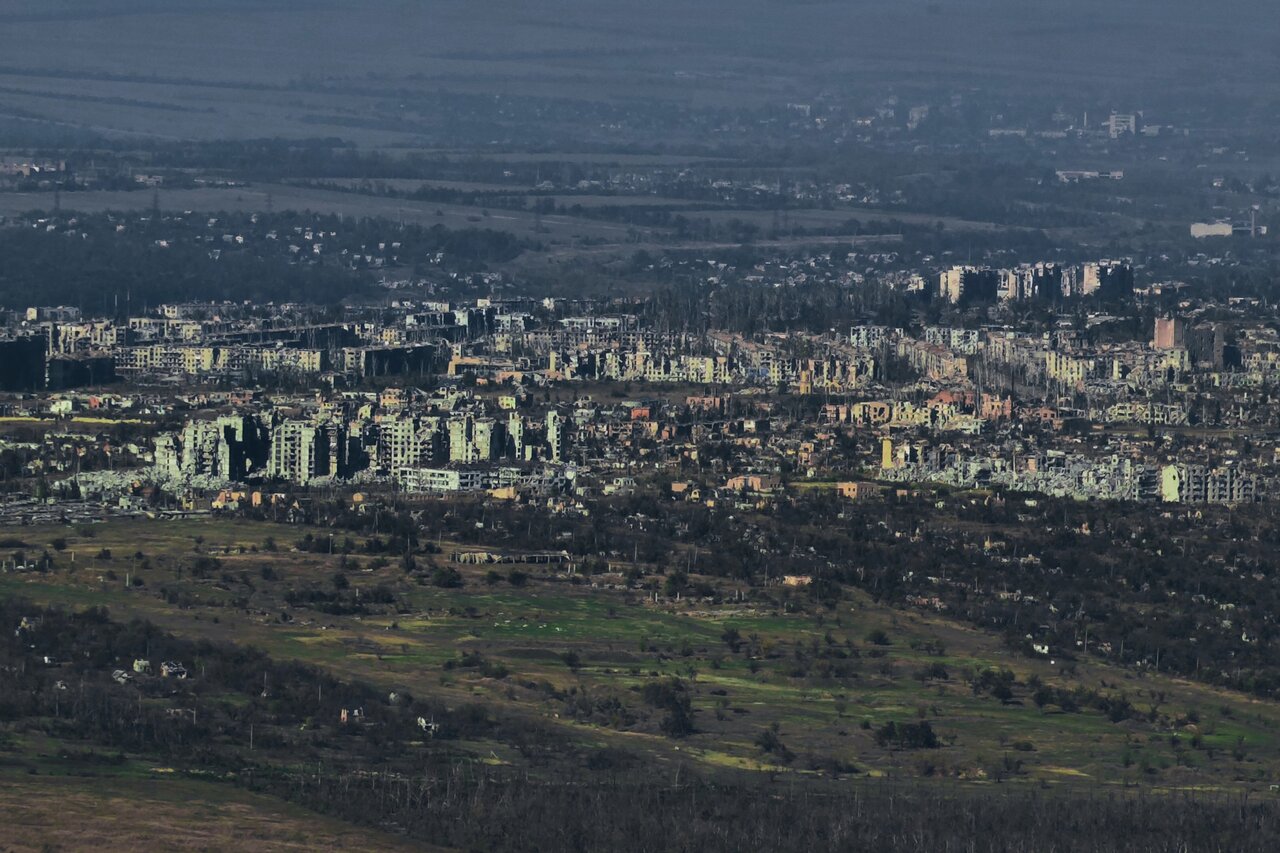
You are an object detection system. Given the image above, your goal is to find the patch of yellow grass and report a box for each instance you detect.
[0,776,425,852]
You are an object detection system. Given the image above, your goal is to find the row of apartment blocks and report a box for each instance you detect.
[879,438,1264,505]
[822,391,1011,430]
[111,342,439,380]
[985,332,1192,387]
[154,404,569,489]
[542,345,877,392]
[396,465,571,496]
[1161,463,1259,504]
[822,392,1187,434]
[857,318,1245,390]
[30,306,883,393]
[866,323,1193,389]
[150,384,804,496]
[937,261,1133,304]
[489,322,880,393]
[18,301,503,376]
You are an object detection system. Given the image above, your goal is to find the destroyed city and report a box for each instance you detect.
[2,2,1280,851]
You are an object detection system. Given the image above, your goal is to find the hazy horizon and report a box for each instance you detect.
[0,0,1274,144]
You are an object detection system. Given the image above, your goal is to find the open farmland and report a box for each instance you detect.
[4,516,1280,789]
[0,183,651,245]
[0,182,934,264]
[0,771,423,853]
[0,1,1275,144]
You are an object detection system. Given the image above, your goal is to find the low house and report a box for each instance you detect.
[670,481,701,502]
[725,473,780,494]
[160,661,188,679]
[836,481,882,501]
[211,489,248,510]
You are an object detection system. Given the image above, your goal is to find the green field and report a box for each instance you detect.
[4,516,1280,791]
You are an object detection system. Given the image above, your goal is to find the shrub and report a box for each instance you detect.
[875,720,939,750]
[431,567,464,588]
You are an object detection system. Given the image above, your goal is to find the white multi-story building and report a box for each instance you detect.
[546,411,564,462]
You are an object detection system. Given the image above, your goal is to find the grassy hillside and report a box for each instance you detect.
[4,516,1280,789]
